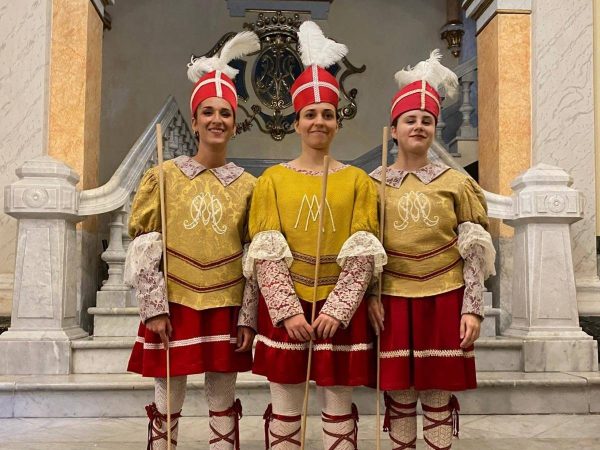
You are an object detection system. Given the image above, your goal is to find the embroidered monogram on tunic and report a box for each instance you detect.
[394,191,439,230]
[184,192,227,234]
[293,194,336,232]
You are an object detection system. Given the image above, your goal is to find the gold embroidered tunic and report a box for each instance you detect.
[370,164,488,298]
[248,164,379,302]
[129,156,256,311]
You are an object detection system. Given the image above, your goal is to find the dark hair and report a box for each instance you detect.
[391,117,398,146]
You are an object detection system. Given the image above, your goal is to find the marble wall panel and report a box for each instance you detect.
[48,0,101,190]
[478,14,532,239]
[497,14,531,200]
[477,17,501,235]
[531,0,596,281]
[0,0,52,293]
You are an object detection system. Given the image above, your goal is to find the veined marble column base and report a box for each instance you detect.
[520,339,599,372]
[498,329,599,372]
[95,290,134,308]
[0,326,87,375]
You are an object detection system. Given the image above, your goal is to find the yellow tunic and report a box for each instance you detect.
[374,168,488,298]
[249,164,379,302]
[129,160,256,310]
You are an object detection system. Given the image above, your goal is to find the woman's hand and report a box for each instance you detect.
[367,295,385,335]
[460,313,482,348]
[236,326,255,352]
[283,314,316,342]
[313,313,341,340]
[145,314,172,350]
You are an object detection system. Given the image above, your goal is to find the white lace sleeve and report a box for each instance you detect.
[321,256,374,328]
[256,259,304,327]
[238,276,259,331]
[457,222,496,280]
[243,230,294,279]
[462,245,485,318]
[124,232,169,323]
[336,231,387,276]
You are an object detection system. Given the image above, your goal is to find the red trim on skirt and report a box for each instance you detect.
[377,288,477,391]
[128,302,252,377]
[253,295,376,386]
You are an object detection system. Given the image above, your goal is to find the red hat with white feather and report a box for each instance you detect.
[290,21,348,113]
[187,31,260,116]
[390,49,459,124]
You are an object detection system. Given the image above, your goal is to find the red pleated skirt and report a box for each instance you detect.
[253,295,376,386]
[128,302,252,377]
[378,288,477,391]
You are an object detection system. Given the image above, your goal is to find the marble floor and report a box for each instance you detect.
[2,414,600,449]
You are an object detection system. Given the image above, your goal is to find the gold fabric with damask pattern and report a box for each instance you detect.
[372,168,488,298]
[248,164,378,302]
[129,159,256,310]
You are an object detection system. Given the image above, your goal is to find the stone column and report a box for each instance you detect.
[503,164,598,372]
[46,0,104,330]
[0,157,87,375]
[463,0,532,331]
[529,0,599,315]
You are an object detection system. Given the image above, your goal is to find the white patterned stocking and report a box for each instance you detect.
[149,376,187,450]
[205,372,238,450]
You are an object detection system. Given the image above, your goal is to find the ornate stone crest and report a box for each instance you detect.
[191,11,365,141]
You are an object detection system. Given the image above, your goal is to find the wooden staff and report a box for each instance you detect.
[376,127,389,450]
[300,155,330,450]
[156,123,172,450]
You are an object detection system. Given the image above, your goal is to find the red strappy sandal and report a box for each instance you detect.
[421,395,460,450]
[263,404,302,449]
[209,398,243,450]
[382,392,417,450]
[145,402,182,450]
[321,403,359,450]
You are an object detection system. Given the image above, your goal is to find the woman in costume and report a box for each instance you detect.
[124,31,260,450]
[367,50,496,450]
[243,21,386,450]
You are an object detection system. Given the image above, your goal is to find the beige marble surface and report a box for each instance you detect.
[0,415,599,449]
[0,0,52,305]
[477,13,532,239]
[48,0,102,194]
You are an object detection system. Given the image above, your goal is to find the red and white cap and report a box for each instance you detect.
[290,21,348,113]
[187,31,260,116]
[390,49,458,124]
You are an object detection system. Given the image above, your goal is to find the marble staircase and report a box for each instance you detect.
[2,370,600,418]
[6,294,583,418]
[22,301,595,418]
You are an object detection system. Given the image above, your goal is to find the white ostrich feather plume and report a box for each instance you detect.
[297,21,347,68]
[187,31,260,82]
[394,49,459,100]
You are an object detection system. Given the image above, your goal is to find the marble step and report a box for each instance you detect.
[88,307,139,338]
[71,337,135,374]
[1,371,599,418]
[70,336,524,374]
[474,337,523,371]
